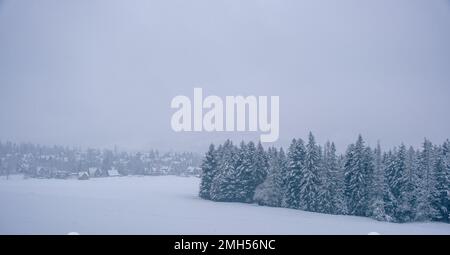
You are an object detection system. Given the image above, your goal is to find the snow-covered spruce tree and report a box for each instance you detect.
[320,141,346,215]
[415,139,436,221]
[363,146,375,214]
[344,135,373,217]
[371,197,387,221]
[209,140,240,202]
[298,132,321,212]
[443,140,450,221]
[253,147,274,206]
[444,140,450,220]
[337,155,349,215]
[405,146,419,220]
[430,142,450,222]
[283,138,306,209]
[277,148,288,203]
[370,142,387,221]
[252,142,269,195]
[232,141,250,202]
[233,141,258,202]
[384,144,414,222]
[208,140,267,203]
[382,150,396,221]
[199,144,217,200]
[319,141,332,214]
[254,147,285,207]
[373,142,384,197]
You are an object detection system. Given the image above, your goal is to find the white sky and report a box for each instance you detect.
[0,0,449,152]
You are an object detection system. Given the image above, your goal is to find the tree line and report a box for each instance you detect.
[199,133,450,223]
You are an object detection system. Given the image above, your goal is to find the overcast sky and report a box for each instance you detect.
[0,0,449,152]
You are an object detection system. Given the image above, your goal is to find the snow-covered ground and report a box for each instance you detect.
[0,175,449,235]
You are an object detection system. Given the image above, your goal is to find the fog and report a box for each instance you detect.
[0,0,449,152]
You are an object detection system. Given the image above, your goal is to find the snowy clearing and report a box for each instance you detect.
[0,175,449,235]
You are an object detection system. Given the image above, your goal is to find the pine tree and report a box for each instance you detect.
[283,139,306,209]
[319,141,332,214]
[445,140,450,221]
[430,142,450,222]
[253,142,269,193]
[277,148,288,202]
[210,140,239,201]
[344,135,372,216]
[254,147,285,207]
[199,144,217,199]
[405,146,419,220]
[298,132,321,212]
[382,150,395,221]
[363,146,375,214]
[373,142,384,196]
[319,141,346,214]
[415,139,436,221]
[234,141,261,202]
[385,144,413,222]
[233,141,251,202]
[370,142,387,221]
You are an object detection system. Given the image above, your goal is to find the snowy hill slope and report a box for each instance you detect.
[0,175,449,234]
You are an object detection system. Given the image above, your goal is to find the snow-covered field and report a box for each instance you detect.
[0,175,449,235]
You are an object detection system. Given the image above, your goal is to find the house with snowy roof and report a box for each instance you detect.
[107,168,120,177]
[88,167,102,177]
[78,171,89,180]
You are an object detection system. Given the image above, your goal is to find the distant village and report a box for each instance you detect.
[0,141,202,180]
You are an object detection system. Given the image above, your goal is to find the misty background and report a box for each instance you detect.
[0,0,449,153]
